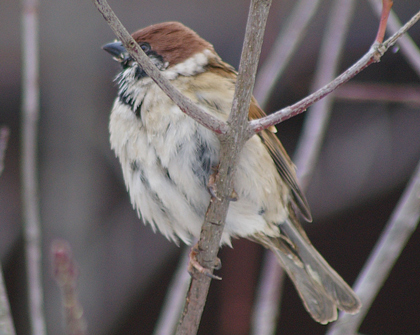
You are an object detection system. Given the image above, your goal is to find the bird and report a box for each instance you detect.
[103,21,361,324]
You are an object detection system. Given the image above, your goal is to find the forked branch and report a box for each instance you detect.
[247,5,420,136]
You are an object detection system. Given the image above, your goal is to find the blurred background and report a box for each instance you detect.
[1,0,420,334]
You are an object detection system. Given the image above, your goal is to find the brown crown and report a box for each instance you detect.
[131,22,214,67]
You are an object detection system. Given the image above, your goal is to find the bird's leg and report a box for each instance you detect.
[188,242,222,280]
[207,165,238,202]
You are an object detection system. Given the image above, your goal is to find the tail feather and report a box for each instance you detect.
[254,218,361,324]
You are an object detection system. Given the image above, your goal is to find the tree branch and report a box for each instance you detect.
[175,1,272,334]
[52,240,87,335]
[92,0,228,135]
[21,0,47,333]
[248,7,420,135]
[327,156,420,335]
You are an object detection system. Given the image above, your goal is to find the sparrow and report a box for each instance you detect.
[103,21,361,324]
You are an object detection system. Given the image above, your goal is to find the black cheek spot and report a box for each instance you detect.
[135,66,148,79]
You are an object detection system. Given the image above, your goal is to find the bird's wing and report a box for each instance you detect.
[207,57,311,221]
[249,99,312,221]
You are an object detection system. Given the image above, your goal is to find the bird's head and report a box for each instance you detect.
[102,21,216,81]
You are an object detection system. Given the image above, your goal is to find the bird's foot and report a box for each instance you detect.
[207,165,238,202]
[188,242,222,280]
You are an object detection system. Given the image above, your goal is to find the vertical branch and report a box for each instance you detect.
[153,247,191,335]
[0,127,16,335]
[176,1,272,334]
[294,0,357,189]
[21,0,47,334]
[52,240,87,335]
[254,0,322,106]
[327,157,420,335]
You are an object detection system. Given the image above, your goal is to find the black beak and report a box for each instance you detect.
[102,41,129,62]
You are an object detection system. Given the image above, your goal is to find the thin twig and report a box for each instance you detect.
[0,126,16,335]
[21,0,47,333]
[52,240,87,335]
[92,0,228,135]
[153,247,191,335]
[327,157,420,335]
[253,0,322,106]
[250,252,284,335]
[176,1,272,334]
[374,0,394,43]
[251,1,356,333]
[295,0,357,190]
[335,82,420,104]
[248,8,420,135]
[0,127,10,176]
[368,0,420,77]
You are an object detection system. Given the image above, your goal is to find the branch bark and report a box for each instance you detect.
[21,0,47,333]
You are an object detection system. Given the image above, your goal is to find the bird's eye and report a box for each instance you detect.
[140,42,151,53]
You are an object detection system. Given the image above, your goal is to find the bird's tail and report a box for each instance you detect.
[254,218,361,324]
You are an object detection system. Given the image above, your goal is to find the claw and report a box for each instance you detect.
[207,169,221,201]
[188,243,222,280]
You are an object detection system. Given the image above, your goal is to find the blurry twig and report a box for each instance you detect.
[0,127,10,176]
[0,127,16,335]
[368,0,420,77]
[294,0,357,190]
[254,0,322,106]
[153,247,191,335]
[327,157,420,335]
[250,252,284,335]
[21,0,47,334]
[251,1,356,333]
[335,82,420,104]
[52,240,87,335]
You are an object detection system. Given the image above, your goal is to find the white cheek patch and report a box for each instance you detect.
[163,49,212,80]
